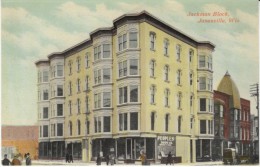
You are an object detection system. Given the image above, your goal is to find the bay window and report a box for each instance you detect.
[103,68,111,83]
[57,65,63,77]
[130,112,138,130]
[129,32,138,48]
[130,59,138,75]
[57,104,63,116]
[119,87,127,104]
[199,77,206,90]
[57,123,63,136]
[103,44,111,58]
[199,55,206,68]
[130,85,138,102]
[103,116,111,132]
[119,113,128,131]
[103,92,111,107]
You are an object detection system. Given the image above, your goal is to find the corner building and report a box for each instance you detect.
[35,11,215,163]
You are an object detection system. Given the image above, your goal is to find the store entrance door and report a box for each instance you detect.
[126,138,132,159]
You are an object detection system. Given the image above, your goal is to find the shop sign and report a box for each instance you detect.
[157,135,176,158]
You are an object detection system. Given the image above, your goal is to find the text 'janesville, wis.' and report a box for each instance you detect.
[187,11,239,23]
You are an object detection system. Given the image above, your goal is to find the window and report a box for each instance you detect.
[76,57,81,72]
[119,60,127,78]
[165,114,169,132]
[164,39,169,55]
[77,98,81,114]
[103,68,111,83]
[176,45,181,61]
[68,81,72,96]
[151,112,155,131]
[68,100,72,115]
[38,71,42,83]
[57,123,63,136]
[200,120,206,134]
[94,69,101,84]
[119,86,127,104]
[190,95,193,107]
[208,78,213,91]
[177,92,182,109]
[69,121,72,136]
[43,125,48,137]
[51,124,56,137]
[130,59,138,75]
[150,85,156,104]
[57,104,63,116]
[190,73,193,85]
[165,89,170,107]
[208,56,212,70]
[68,61,72,75]
[85,53,90,68]
[118,34,127,51]
[208,120,211,134]
[208,99,213,112]
[57,85,63,96]
[86,120,90,135]
[150,60,155,77]
[130,112,138,130]
[43,90,49,100]
[94,93,101,109]
[189,49,194,62]
[199,55,206,68]
[103,92,111,107]
[57,65,63,77]
[77,120,81,135]
[43,71,48,82]
[94,45,101,61]
[129,32,138,48]
[43,107,48,119]
[104,116,111,132]
[177,70,181,85]
[85,76,89,90]
[199,77,206,90]
[220,105,223,117]
[150,32,156,50]
[164,65,169,81]
[85,96,89,113]
[103,44,111,58]
[200,98,206,111]
[94,117,101,133]
[39,126,42,138]
[178,116,182,133]
[130,85,138,102]
[119,113,127,131]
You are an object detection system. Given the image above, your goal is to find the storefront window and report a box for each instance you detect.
[117,139,125,159]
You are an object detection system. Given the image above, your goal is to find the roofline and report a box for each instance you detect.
[38,10,215,61]
[35,59,49,65]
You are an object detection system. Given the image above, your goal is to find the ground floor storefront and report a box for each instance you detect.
[38,141,65,159]
[196,139,213,161]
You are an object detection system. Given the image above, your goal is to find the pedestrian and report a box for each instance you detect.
[2,154,11,166]
[105,154,110,165]
[25,153,31,165]
[96,153,101,165]
[166,151,172,165]
[11,155,21,166]
[65,153,70,163]
[69,154,73,163]
[140,151,146,165]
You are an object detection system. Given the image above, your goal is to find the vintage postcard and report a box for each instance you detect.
[1,0,259,166]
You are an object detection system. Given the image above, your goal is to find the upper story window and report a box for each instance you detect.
[77,120,81,135]
[57,123,63,136]
[43,125,48,137]
[57,85,63,96]
[94,91,112,109]
[199,55,206,68]
[164,65,169,81]
[119,86,127,104]
[150,85,156,104]
[164,39,169,56]
[103,44,111,58]
[200,98,206,112]
[118,85,139,104]
[43,89,49,100]
[76,57,81,72]
[43,71,49,82]
[151,112,155,131]
[189,49,194,62]
[208,56,212,70]
[176,45,181,61]
[103,68,111,83]
[85,75,90,91]
[199,77,206,90]
[94,93,101,109]
[165,114,169,132]
[119,113,127,131]
[220,105,224,117]
[150,60,155,77]
[77,98,81,114]
[94,45,101,61]
[68,100,72,115]
[129,32,138,48]
[118,34,127,51]
[164,89,170,107]
[85,53,90,68]
[150,32,156,50]
[208,78,213,91]
[130,85,138,102]
[177,70,181,85]
[177,92,182,110]
[57,104,63,116]
[38,71,42,83]
[95,116,111,133]
[69,121,72,136]
[190,72,193,85]
[68,61,72,75]
[118,59,139,78]
[77,78,81,93]
[178,116,182,133]
[43,107,48,119]
[85,96,89,113]
[68,81,72,96]
[119,112,138,131]
[103,92,111,107]
[94,69,101,85]
[57,64,63,77]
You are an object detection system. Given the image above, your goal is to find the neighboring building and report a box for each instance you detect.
[1,125,38,160]
[251,115,259,156]
[213,72,251,158]
[35,11,215,163]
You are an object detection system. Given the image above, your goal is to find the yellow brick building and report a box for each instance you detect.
[35,11,215,163]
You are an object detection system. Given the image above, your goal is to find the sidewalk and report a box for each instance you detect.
[32,160,224,166]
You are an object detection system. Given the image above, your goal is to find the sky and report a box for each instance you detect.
[1,0,259,125]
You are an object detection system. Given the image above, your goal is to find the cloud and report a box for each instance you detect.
[236,9,258,30]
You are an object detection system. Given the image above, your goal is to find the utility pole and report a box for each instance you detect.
[250,83,259,157]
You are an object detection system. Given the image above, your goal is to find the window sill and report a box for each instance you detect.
[116,48,141,55]
[93,83,113,88]
[150,48,156,52]
[164,80,170,83]
[150,76,156,79]
[177,84,182,87]
[93,108,113,111]
[117,75,141,81]
[117,103,141,107]
[150,103,156,105]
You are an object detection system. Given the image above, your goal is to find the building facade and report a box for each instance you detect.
[213,72,251,158]
[35,11,215,163]
[1,125,38,160]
